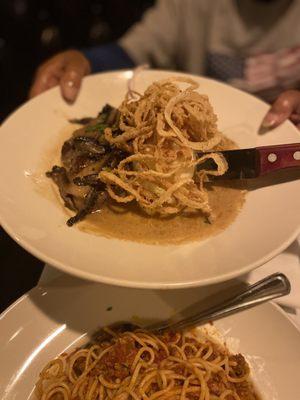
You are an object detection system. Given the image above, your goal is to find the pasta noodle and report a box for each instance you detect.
[99,78,228,218]
[35,326,258,400]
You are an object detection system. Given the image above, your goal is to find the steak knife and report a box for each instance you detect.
[197,143,300,179]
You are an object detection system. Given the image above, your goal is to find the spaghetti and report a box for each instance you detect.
[99,77,228,218]
[35,326,258,400]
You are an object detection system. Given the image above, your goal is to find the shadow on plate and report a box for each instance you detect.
[284,238,300,260]
[28,274,251,335]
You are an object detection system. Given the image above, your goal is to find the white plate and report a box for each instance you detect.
[0,70,300,288]
[1,274,300,399]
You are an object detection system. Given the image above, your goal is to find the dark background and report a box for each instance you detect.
[0,0,154,312]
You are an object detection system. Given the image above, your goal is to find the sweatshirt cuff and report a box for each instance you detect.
[82,43,135,73]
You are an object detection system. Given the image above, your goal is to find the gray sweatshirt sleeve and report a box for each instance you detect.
[119,0,182,69]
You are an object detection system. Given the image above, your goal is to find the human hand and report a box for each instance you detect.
[29,50,91,103]
[262,90,300,129]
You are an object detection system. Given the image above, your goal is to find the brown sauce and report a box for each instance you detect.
[80,184,245,245]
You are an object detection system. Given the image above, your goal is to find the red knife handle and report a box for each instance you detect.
[258,143,300,175]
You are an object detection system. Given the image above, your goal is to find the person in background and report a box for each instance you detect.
[30,0,300,128]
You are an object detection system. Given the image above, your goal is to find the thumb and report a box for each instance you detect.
[60,52,91,103]
[262,90,300,129]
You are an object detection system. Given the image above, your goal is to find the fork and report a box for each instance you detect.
[147,273,290,332]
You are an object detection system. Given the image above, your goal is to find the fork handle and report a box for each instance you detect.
[164,273,290,331]
[258,143,300,175]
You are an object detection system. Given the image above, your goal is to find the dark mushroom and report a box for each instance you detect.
[67,188,107,227]
[47,104,126,226]
[46,166,88,211]
[61,137,106,176]
[69,117,94,125]
[73,174,100,187]
[99,104,120,127]
[73,136,107,156]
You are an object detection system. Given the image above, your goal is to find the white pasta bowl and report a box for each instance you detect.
[1,274,300,399]
[0,69,300,288]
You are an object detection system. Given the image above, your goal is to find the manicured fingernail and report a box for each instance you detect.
[64,80,77,102]
[261,112,280,128]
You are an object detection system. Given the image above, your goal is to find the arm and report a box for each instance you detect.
[119,0,182,69]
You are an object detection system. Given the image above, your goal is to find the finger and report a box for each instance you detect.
[60,70,83,103]
[47,75,60,89]
[29,58,64,98]
[60,57,90,103]
[290,113,300,124]
[30,74,62,99]
[262,90,300,129]
[29,70,53,98]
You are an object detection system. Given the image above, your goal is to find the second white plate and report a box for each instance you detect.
[1,274,300,399]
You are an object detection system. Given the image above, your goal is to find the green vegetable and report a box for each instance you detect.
[85,123,107,133]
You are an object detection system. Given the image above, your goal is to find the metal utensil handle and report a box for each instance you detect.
[258,143,300,175]
[168,273,290,331]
